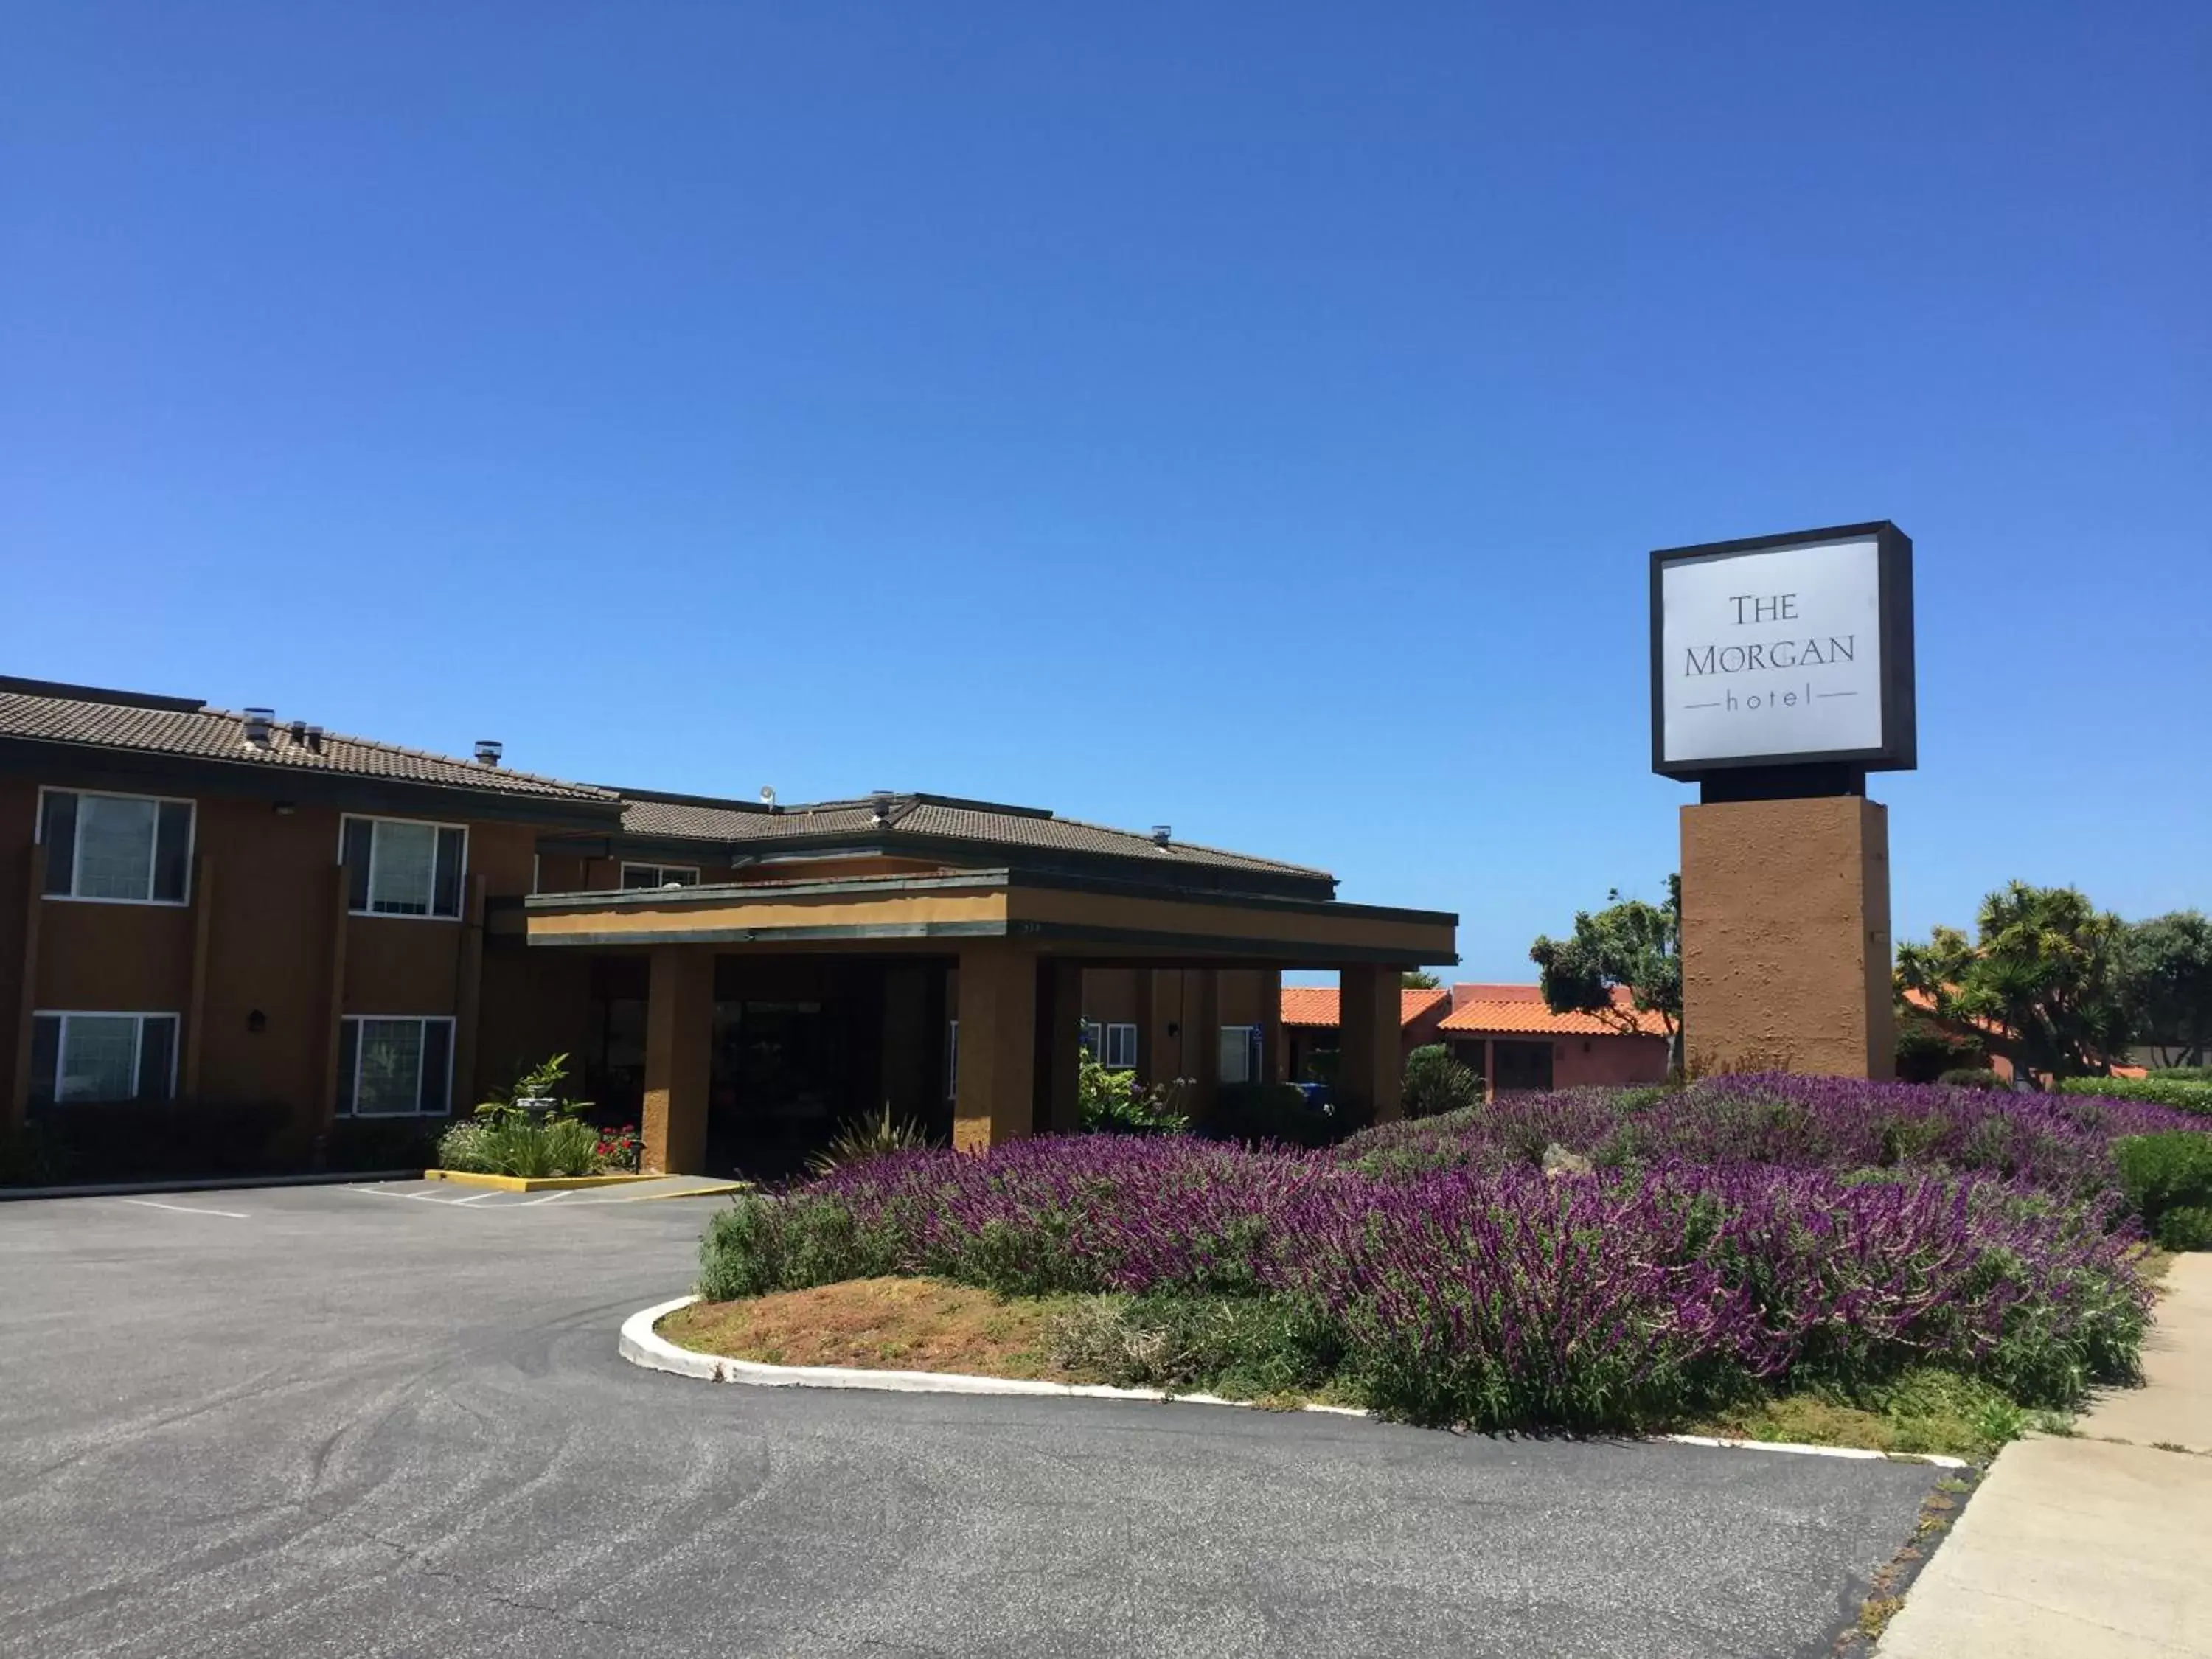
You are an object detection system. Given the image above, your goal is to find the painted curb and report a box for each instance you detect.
[617,1295,1366,1412]
[422,1169,664,1192]
[619,1297,1971,1467]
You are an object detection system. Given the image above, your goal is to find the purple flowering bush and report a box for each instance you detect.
[698,1084,2161,1430]
[1337,1073,2205,1208]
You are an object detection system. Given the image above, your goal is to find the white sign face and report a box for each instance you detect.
[1660,535,1884,765]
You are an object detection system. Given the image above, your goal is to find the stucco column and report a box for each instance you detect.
[1337,963,1403,1124]
[642,947,713,1174]
[954,941,1037,1152]
[1036,957,1084,1134]
[1187,967,1220,1120]
[1680,796,1895,1079]
[1257,968,1284,1085]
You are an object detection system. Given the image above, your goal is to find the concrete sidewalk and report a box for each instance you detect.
[1879,1255,2212,1658]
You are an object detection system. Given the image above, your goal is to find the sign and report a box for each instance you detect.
[1650,521,1915,780]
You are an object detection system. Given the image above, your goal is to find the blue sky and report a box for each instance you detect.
[4,3,2206,979]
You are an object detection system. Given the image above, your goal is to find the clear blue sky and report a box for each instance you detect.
[4,4,2206,979]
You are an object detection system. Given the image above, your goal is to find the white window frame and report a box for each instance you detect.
[35,786,196,907]
[620,861,702,889]
[1079,1018,1104,1058]
[1219,1023,1260,1086]
[340,815,468,921]
[340,1015,457,1117]
[1103,1023,1138,1070]
[30,1009,181,1103]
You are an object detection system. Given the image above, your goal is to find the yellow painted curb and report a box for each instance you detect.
[420,1169,664,1192]
[628,1181,752,1201]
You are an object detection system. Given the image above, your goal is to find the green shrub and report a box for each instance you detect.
[1078,1054,1190,1136]
[1045,1291,1343,1397]
[2114,1133,2212,1251]
[2150,1066,2212,1083]
[2057,1076,2212,1115]
[1896,1017,1986,1083]
[1938,1068,2011,1091]
[24,1099,288,1183]
[1402,1044,1481,1119]
[698,1192,902,1299]
[324,1116,442,1172]
[1207,1082,1360,1148]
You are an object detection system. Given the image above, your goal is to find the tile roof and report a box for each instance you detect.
[1437,983,1672,1039]
[1279,986,1451,1029]
[0,678,619,804]
[612,790,1331,883]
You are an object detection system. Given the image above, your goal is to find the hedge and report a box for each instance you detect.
[2056,1076,2212,1116]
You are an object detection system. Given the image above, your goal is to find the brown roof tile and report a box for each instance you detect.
[0,678,619,804]
[1279,986,1450,1029]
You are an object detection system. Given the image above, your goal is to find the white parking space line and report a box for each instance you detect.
[119,1198,250,1220]
[453,1190,502,1205]
[518,1191,569,1206]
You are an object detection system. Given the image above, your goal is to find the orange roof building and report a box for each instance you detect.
[1281,979,1669,1096]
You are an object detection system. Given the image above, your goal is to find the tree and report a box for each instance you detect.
[1896,882,2135,1082]
[1401,970,1442,990]
[2126,911,2212,1066]
[1529,875,1681,1047]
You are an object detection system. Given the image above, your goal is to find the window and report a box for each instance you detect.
[342,816,465,918]
[1218,1024,1262,1085]
[1079,1019,1103,1058]
[336,1017,454,1116]
[621,863,700,890]
[28,1012,179,1105]
[1103,1023,1138,1070]
[945,1020,959,1100]
[38,789,193,904]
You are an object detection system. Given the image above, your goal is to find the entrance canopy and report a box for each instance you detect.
[521,866,1455,1173]
[524,866,1454,966]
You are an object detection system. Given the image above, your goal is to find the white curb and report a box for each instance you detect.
[617,1297,1969,1464]
[619,1295,1366,1411]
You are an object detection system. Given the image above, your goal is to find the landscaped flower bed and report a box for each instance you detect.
[685,1076,2199,1447]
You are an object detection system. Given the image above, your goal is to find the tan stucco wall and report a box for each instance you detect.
[1680,796,1895,1079]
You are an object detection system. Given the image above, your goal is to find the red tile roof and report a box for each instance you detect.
[1279,987,1450,1029]
[1437,983,1672,1039]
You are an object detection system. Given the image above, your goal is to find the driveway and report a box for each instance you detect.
[0,1184,1940,1658]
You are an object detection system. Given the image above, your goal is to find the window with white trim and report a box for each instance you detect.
[28,1012,179,1105]
[336,1016,455,1116]
[621,863,700,890]
[1102,1023,1138,1070]
[38,789,194,904]
[1079,1019,1103,1058]
[1219,1024,1262,1085]
[341,816,466,918]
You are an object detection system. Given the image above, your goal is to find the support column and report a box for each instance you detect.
[1484,1036,1497,1105]
[1337,963,1402,1124]
[1258,968,1284,1085]
[1680,796,1895,1078]
[1034,958,1083,1135]
[1132,967,1158,1087]
[642,947,713,1174]
[954,942,1037,1152]
[1187,967,1220,1121]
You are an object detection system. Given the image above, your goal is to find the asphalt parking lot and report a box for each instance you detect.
[0,1183,1941,1658]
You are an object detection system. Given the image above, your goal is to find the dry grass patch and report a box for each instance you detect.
[659,1277,1099,1382]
